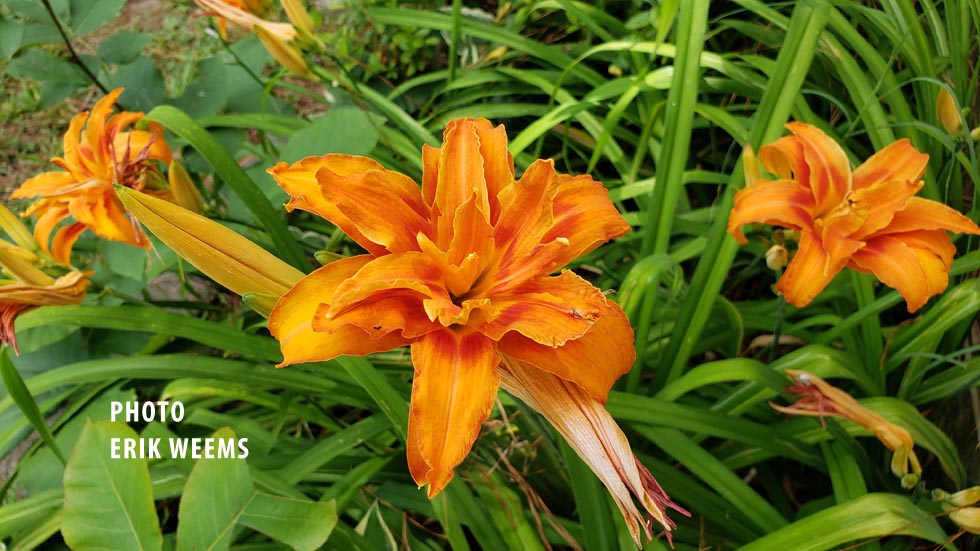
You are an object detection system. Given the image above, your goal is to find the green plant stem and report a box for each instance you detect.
[39,0,110,96]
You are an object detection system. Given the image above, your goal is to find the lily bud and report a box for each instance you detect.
[0,240,53,286]
[937,88,962,135]
[114,186,304,309]
[936,486,980,508]
[254,25,312,78]
[0,203,40,253]
[168,160,206,214]
[765,244,788,271]
[950,507,980,535]
[742,145,761,187]
[281,0,315,39]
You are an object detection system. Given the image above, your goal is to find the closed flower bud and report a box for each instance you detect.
[766,244,788,271]
[168,160,206,214]
[950,507,980,535]
[937,88,963,135]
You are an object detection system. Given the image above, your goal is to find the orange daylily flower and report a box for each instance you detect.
[727,122,980,312]
[268,118,682,543]
[772,370,921,485]
[11,88,173,263]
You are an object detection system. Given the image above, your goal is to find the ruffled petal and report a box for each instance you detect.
[269,255,411,366]
[430,119,491,248]
[407,329,500,497]
[268,155,389,256]
[852,139,928,191]
[112,129,172,168]
[777,231,849,308]
[328,252,449,317]
[757,135,808,182]
[316,160,431,254]
[496,298,634,403]
[50,223,87,264]
[849,235,940,313]
[472,119,513,223]
[727,179,814,243]
[540,174,631,267]
[847,178,923,239]
[482,270,609,347]
[10,171,79,199]
[785,122,852,216]
[873,197,980,236]
[492,159,559,265]
[313,289,436,340]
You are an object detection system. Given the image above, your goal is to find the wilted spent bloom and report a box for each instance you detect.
[268,118,684,545]
[727,122,980,312]
[11,88,175,263]
[194,0,297,43]
[772,370,921,485]
[0,239,88,353]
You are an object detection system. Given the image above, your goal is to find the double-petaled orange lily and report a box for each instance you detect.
[11,88,173,263]
[727,122,980,311]
[268,118,684,544]
[195,0,297,42]
[773,370,921,487]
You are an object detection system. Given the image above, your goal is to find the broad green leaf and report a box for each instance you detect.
[98,30,151,64]
[5,48,86,83]
[109,58,164,112]
[176,427,254,551]
[280,107,380,163]
[169,56,229,119]
[0,16,25,60]
[239,494,337,551]
[67,0,125,35]
[62,421,162,551]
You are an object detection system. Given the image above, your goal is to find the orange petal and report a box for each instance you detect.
[777,231,849,308]
[727,179,814,243]
[785,122,851,216]
[846,178,923,239]
[482,270,609,347]
[849,235,941,313]
[10,171,79,199]
[541,174,630,269]
[83,89,126,161]
[852,139,928,191]
[313,289,436,340]
[445,193,494,273]
[873,197,980,236]
[268,255,411,366]
[112,129,172,167]
[471,119,513,223]
[757,134,808,182]
[430,119,491,248]
[407,329,500,497]
[317,161,431,254]
[493,159,558,262]
[496,297,634,403]
[50,223,87,264]
[268,155,389,256]
[497,357,685,546]
[327,252,449,318]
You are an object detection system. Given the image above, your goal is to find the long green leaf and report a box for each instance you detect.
[0,347,66,464]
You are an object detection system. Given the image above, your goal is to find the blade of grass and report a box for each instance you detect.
[0,348,66,465]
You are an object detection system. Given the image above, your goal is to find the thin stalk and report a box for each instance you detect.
[39,0,110,96]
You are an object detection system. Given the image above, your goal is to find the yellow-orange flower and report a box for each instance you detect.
[11,88,173,263]
[727,122,980,312]
[268,118,682,543]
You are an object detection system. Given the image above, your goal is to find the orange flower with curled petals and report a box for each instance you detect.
[11,88,173,263]
[727,122,980,312]
[268,118,681,544]
[195,0,295,42]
